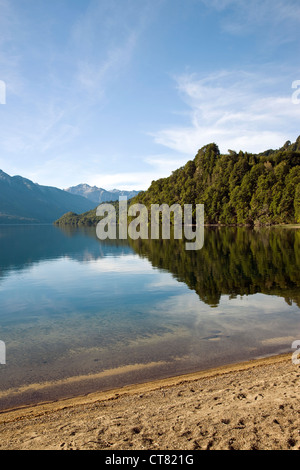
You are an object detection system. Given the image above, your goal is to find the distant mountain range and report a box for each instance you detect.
[65,184,141,204]
[56,137,300,228]
[0,170,95,224]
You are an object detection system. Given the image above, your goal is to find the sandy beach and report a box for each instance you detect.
[0,353,299,450]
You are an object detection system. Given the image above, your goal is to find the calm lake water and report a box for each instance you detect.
[0,225,299,410]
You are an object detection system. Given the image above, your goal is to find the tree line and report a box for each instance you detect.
[55,137,300,227]
[131,138,300,226]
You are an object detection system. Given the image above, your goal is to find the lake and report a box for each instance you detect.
[0,225,299,410]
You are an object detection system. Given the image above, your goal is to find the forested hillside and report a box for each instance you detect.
[131,138,300,225]
[55,138,300,227]
[54,200,120,227]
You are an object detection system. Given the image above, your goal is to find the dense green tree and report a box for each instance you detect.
[295,183,300,223]
[128,227,300,308]
[131,137,300,226]
[55,138,300,227]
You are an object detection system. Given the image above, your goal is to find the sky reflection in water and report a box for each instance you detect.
[0,225,299,409]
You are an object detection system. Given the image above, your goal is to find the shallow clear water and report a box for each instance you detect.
[0,225,299,409]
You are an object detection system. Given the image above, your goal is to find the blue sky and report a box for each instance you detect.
[0,0,300,190]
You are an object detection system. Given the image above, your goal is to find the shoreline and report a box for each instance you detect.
[54,220,300,228]
[0,352,291,419]
[1,352,300,450]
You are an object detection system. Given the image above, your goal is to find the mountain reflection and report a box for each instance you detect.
[0,225,299,309]
[0,225,133,278]
[129,227,300,308]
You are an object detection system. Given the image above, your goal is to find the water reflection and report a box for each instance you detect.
[0,225,133,279]
[129,227,300,308]
[1,225,299,308]
[0,225,299,410]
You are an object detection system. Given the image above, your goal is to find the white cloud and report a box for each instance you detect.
[87,255,153,274]
[144,154,187,173]
[152,70,300,155]
[86,170,165,191]
[84,152,189,191]
[0,0,165,190]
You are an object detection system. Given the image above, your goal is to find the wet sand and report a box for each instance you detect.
[0,353,300,450]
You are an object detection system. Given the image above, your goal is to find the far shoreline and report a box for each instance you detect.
[0,221,299,228]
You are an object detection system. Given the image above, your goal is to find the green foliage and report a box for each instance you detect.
[131,138,300,226]
[129,227,300,308]
[54,200,122,227]
[55,138,300,227]
[294,183,300,223]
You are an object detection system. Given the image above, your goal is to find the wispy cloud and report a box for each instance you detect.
[86,170,166,192]
[71,0,157,101]
[0,0,25,97]
[75,32,137,100]
[84,152,188,190]
[200,0,300,41]
[0,0,159,172]
[0,0,18,46]
[152,70,300,155]
[144,154,188,173]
